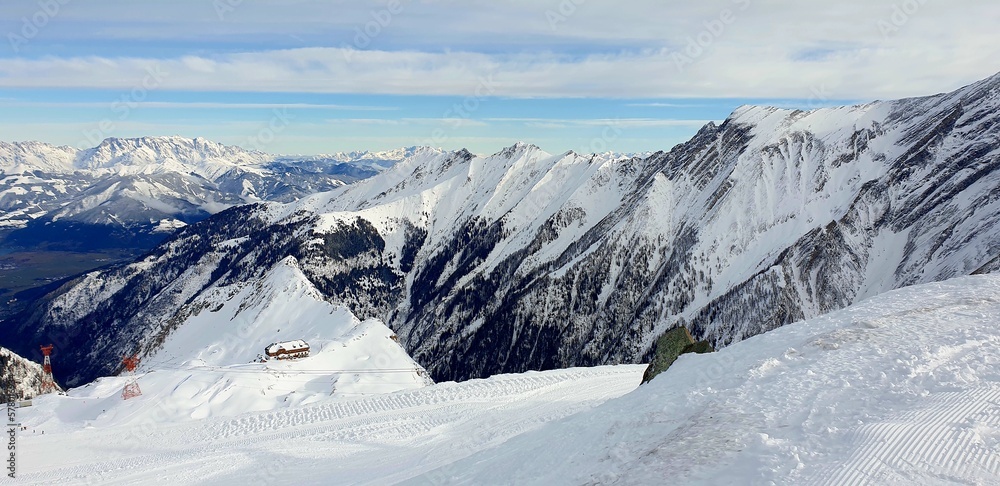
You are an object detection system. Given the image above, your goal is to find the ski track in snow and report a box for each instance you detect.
[824,385,1000,485]
[12,365,645,485]
[809,299,1000,485]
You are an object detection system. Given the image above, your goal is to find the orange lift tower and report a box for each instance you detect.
[39,344,57,393]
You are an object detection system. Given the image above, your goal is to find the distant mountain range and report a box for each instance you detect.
[0,137,424,247]
[3,72,1000,388]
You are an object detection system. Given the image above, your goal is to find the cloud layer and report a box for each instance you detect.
[1,0,998,154]
[1,0,998,99]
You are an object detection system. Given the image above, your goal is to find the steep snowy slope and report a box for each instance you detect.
[4,73,1000,386]
[20,255,431,434]
[416,274,1000,485]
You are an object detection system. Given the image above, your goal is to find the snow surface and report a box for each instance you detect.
[12,366,644,485]
[417,275,1000,485]
[12,275,1000,485]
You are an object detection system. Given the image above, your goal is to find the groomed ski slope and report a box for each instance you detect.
[418,275,1000,485]
[11,365,646,485]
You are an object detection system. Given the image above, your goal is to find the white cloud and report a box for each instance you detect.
[0,100,397,110]
[485,118,714,128]
[0,43,997,101]
[323,118,490,127]
[0,1,997,100]
[626,103,719,108]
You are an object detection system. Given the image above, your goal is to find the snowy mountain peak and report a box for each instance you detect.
[81,136,268,171]
[728,103,784,120]
[324,146,426,162]
[0,140,78,173]
[982,71,1000,91]
[494,141,542,159]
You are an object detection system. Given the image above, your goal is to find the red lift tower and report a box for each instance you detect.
[121,354,142,400]
[39,344,57,393]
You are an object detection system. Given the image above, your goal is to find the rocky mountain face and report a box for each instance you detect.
[0,346,55,401]
[3,73,999,387]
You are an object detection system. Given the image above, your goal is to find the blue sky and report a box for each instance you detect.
[0,0,998,155]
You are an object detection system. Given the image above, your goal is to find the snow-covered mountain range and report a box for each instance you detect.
[0,137,421,247]
[3,72,999,388]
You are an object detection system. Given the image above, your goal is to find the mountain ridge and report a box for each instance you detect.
[3,72,999,387]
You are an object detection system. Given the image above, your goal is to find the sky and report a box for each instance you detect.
[0,0,998,155]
